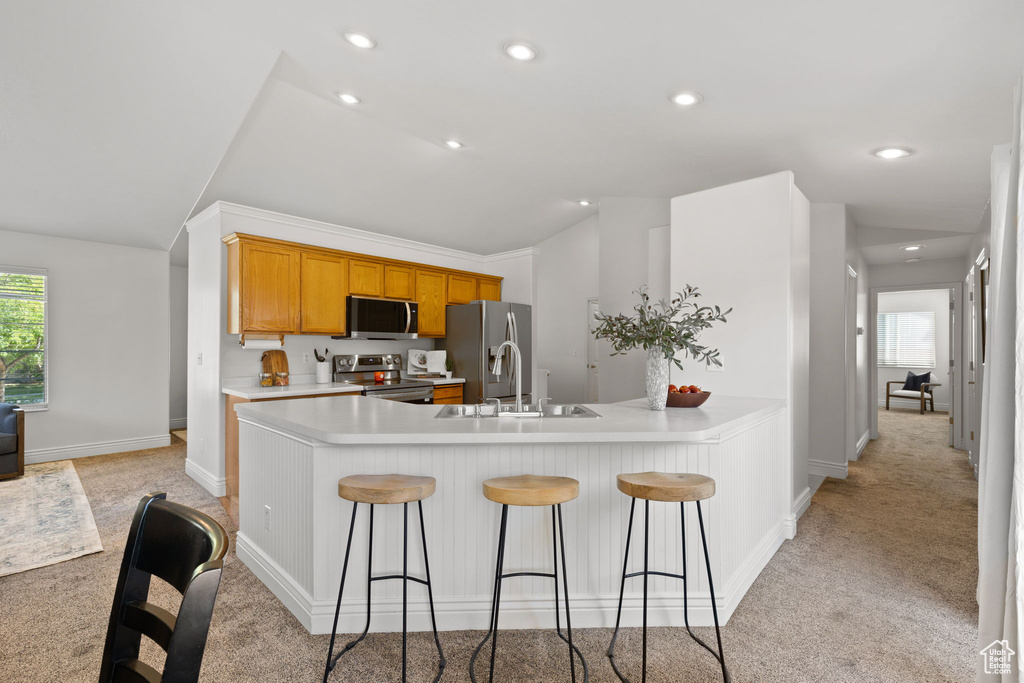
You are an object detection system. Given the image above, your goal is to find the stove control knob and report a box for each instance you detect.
[385,356,393,364]
[337,358,347,366]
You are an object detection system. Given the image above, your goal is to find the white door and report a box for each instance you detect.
[586,298,600,403]
[965,270,976,461]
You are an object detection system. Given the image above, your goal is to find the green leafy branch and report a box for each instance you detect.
[591,285,731,371]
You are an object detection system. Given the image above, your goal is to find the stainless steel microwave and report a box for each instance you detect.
[333,296,418,340]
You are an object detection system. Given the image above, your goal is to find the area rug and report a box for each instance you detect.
[0,460,103,577]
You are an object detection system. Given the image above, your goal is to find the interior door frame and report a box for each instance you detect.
[869,281,964,449]
[586,297,600,403]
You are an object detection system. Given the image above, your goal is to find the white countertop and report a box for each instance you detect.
[400,374,466,385]
[234,395,785,445]
[223,382,363,400]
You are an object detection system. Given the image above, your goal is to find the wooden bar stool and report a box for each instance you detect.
[608,472,729,683]
[323,474,446,683]
[469,474,588,682]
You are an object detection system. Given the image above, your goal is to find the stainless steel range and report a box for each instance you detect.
[332,353,434,404]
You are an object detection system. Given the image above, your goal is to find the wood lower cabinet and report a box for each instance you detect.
[225,237,300,334]
[300,252,348,334]
[478,278,501,301]
[384,265,414,300]
[433,383,464,404]
[349,259,384,297]
[447,273,478,305]
[415,269,447,337]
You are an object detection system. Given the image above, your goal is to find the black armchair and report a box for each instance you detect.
[0,403,24,480]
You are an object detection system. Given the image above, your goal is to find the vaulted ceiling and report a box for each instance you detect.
[4,1,1023,265]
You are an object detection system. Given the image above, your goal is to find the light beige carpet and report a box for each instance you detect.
[0,407,975,682]
[0,460,103,577]
[172,430,187,442]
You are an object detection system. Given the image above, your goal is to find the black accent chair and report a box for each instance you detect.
[99,492,229,683]
[0,403,24,480]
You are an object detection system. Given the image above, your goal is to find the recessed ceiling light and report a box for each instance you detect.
[445,140,463,149]
[338,93,360,105]
[905,257,921,263]
[873,147,913,159]
[901,245,923,251]
[578,200,592,206]
[504,42,538,61]
[343,32,376,49]
[670,91,704,106]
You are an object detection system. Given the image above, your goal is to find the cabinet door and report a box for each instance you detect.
[447,273,478,305]
[240,242,300,333]
[478,278,502,302]
[349,259,385,297]
[300,252,348,334]
[384,265,414,300]
[415,270,447,337]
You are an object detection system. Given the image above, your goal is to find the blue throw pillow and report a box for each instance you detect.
[902,371,931,392]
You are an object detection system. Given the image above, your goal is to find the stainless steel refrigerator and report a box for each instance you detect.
[440,301,532,404]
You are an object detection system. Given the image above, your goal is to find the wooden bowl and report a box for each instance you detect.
[666,391,711,408]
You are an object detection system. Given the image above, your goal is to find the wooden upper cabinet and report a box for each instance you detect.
[415,270,447,337]
[478,278,502,302]
[226,238,300,334]
[447,273,478,305]
[384,265,414,300]
[349,259,384,297]
[300,252,348,335]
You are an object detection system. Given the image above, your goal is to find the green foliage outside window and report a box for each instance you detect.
[0,272,46,404]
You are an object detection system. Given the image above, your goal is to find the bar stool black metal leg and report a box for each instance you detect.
[324,502,359,683]
[552,506,561,636]
[608,498,636,680]
[402,502,409,683]
[418,501,447,682]
[642,499,650,683]
[557,503,581,683]
[696,500,730,683]
[325,503,375,681]
[469,503,509,683]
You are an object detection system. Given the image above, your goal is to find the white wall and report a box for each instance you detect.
[169,265,188,429]
[670,171,810,516]
[186,202,536,496]
[0,229,170,462]
[808,204,849,478]
[597,197,670,403]
[877,289,951,409]
[868,257,965,289]
[534,215,599,403]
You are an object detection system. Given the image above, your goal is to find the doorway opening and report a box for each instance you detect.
[586,298,599,403]
[873,287,958,445]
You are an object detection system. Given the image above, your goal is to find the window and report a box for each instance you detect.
[0,267,47,408]
[877,311,935,368]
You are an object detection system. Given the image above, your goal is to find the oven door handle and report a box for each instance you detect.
[369,388,433,402]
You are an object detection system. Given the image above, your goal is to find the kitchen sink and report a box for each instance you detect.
[435,403,600,419]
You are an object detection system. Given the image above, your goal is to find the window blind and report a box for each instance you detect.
[877,311,936,368]
[0,269,47,406]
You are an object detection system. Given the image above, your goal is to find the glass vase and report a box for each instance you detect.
[645,349,670,411]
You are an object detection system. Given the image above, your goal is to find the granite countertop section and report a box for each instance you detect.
[235,395,786,445]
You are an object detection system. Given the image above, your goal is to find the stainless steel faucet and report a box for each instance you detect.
[491,340,524,413]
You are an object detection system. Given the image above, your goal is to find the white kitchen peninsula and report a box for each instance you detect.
[234,395,792,635]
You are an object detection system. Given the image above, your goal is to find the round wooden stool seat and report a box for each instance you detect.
[616,471,715,502]
[337,474,436,504]
[482,474,580,507]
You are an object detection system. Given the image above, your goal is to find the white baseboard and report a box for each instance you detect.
[169,417,187,430]
[808,458,849,479]
[792,486,813,526]
[25,434,171,465]
[236,517,789,635]
[184,458,226,497]
[853,430,871,460]
[877,399,949,411]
